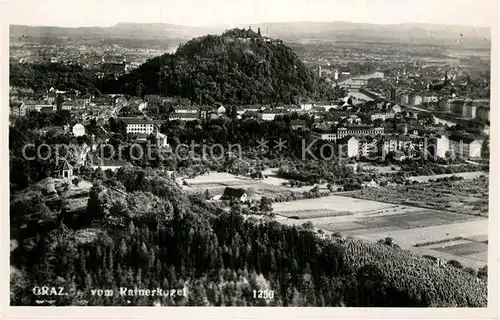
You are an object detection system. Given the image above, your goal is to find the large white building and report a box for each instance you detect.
[260,111,284,121]
[336,125,384,139]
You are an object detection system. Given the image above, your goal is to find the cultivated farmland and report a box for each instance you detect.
[344,176,489,216]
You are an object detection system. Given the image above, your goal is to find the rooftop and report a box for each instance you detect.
[222,187,246,199]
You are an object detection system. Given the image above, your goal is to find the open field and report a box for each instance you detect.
[182,171,298,198]
[273,194,397,215]
[343,176,489,216]
[271,194,488,269]
[183,170,329,198]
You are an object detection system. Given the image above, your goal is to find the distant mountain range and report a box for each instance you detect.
[10,21,490,46]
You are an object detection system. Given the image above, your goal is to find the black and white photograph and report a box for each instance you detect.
[2,0,499,316]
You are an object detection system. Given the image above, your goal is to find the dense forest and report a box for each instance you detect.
[10,28,343,105]
[10,166,487,306]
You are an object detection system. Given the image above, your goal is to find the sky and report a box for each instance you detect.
[2,0,498,28]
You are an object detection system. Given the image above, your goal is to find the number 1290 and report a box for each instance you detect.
[253,290,274,299]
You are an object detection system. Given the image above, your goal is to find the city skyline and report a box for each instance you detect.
[3,0,498,28]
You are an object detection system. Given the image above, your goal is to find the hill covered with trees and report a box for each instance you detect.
[108,28,343,104]
[9,28,343,104]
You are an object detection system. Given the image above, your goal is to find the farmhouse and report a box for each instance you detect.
[221,187,248,202]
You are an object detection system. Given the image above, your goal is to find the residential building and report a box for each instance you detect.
[371,113,387,121]
[174,106,199,114]
[169,113,200,121]
[358,138,378,157]
[399,94,409,105]
[449,135,482,158]
[156,130,169,147]
[336,125,384,139]
[438,98,451,112]
[61,103,73,111]
[423,95,438,103]
[120,118,155,135]
[312,126,384,141]
[72,123,86,137]
[347,115,362,124]
[144,95,166,107]
[24,100,53,112]
[476,106,490,122]
[393,151,407,162]
[300,103,314,111]
[242,105,262,113]
[390,104,402,114]
[412,95,423,106]
[56,159,73,180]
[290,119,307,130]
[217,105,226,114]
[286,105,303,112]
[89,158,131,172]
[337,136,359,158]
[10,102,27,117]
[311,128,337,141]
[39,125,70,135]
[388,88,397,101]
[260,111,284,121]
[128,97,147,111]
[381,135,413,154]
[462,104,477,119]
[40,105,57,114]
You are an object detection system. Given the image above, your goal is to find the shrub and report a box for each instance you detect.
[72,177,81,187]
